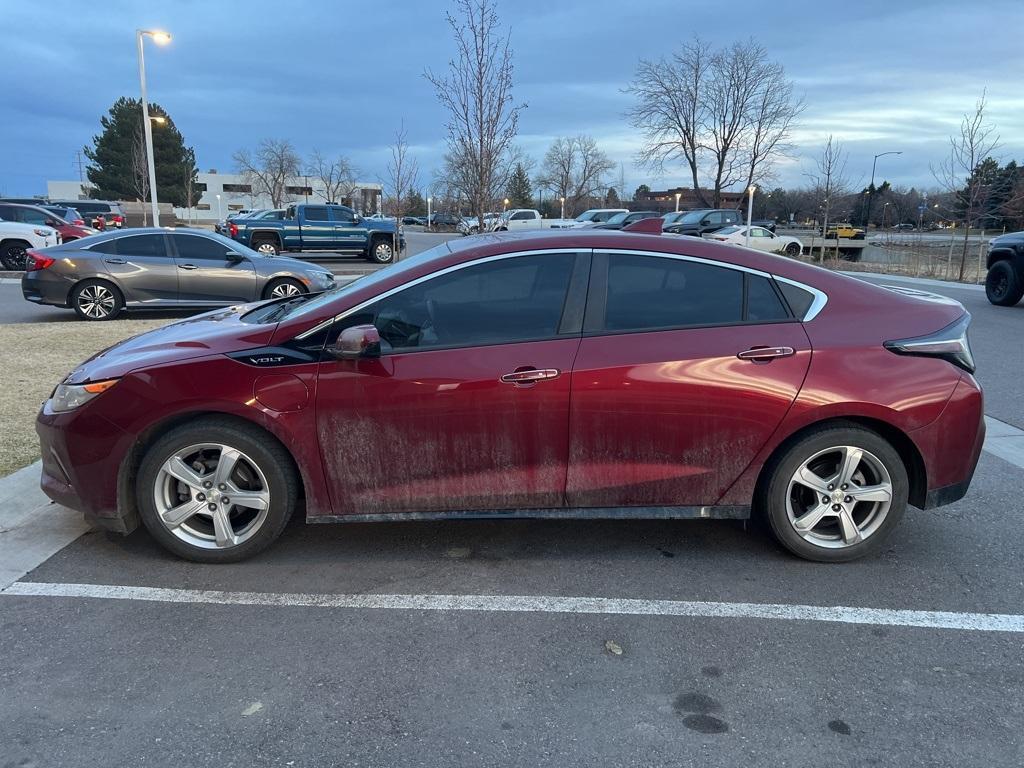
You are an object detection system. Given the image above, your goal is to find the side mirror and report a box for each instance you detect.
[225,251,245,262]
[331,324,381,359]
[701,217,711,225]
[352,213,362,223]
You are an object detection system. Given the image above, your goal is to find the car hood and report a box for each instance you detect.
[64,303,275,385]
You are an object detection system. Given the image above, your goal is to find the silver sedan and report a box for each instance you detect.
[21,228,335,320]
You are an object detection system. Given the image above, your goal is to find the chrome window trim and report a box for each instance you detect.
[773,275,829,321]
[598,248,772,278]
[295,248,585,340]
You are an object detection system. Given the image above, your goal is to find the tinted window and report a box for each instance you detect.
[603,255,743,331]
[511,211,533,220]
[350,254,575,352]
[331,207,355,224]
[115,234,167,258]
[746,275,790,322]
[706,212,724,225]
[0,206,15,221]
[18,208,51,225]
[778,280,815,318]
[304,206,330,221]
[87,238,119,255]
[172,234,232,260]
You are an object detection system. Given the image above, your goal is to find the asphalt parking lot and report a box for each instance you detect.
[1,250,1023,767]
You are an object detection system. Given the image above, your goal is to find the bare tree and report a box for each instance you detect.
[932,92,1001,280]
[805,136,850,260]
[627,36,801,207]
[232,138,301,207]
[536,135,616,216]
[425,0,526,223]
[308,149,358,204]
[130,123,150,226]
[386,123,419,227]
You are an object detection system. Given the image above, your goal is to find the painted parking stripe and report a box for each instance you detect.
[3,581,1022,633]
[984,416,1024,469]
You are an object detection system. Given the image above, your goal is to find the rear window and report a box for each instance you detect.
[777,280,815,318]
[746,275,790,322]
[304,206,330,221]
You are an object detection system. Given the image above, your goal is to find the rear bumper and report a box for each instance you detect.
[21,270,73,307]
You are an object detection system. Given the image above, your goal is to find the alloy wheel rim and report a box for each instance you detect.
[785,445,893,549]
[78,285,115,319]
[257,243,277,255]
[374,243,393,261]
[270,282,301,298]
[153,443,271,550]
[992,273,1008,299]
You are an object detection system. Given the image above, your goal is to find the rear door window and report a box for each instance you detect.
[115,234,168,258]
[304,206,330,221]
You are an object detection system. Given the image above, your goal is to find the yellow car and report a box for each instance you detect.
[824,223,865,240]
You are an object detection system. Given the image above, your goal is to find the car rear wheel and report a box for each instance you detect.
[71,279,124,321]
[0,241,29,270]
[762,425,908,562]
[137,418,298,563]
[263,278,307,300]
[785,242,801,257]
[369,237,395,264]
[985,260,1023,306]
[253,238,280,256]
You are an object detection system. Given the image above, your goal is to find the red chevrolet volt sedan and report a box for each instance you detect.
[36,228,984,563]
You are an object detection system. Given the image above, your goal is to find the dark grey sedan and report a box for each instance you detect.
[22,228,336,320]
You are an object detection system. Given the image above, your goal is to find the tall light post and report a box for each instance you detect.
[864,150,901,232]
[215,193,223,221]
[427,196,432,231]
[675,191,681,212]
[560,196,565,220]
[745,185,756,248]
[503,198,509,212]
[136,28,171,227]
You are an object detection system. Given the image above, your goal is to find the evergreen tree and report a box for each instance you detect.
[506,163,533,207]
[84,96,199,207]
[406,189,427,216]
[633,183,651,200]
[605,187,620,206]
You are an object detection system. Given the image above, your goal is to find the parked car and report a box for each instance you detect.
[33,228,984,563]
[228,203,403,263]
[21,227,335,320]
[492,209,576,231]
[402,216,425,226]
[0,219,58,270]
[50,199,125,229]
[215,209,266,236]
[892,223,916,231]
[703,225,803,257]
[0,202,96,243]
[43,205,88,227]
[0,197,51,205]
[984,230,1024,306]
[427,212,462,229]
[663,209,744,237]
[660,211,689,228]
[823,223,865,240]
[572,208,629,227]
[592,210,663,230]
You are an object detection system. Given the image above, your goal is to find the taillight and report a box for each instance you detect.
[884,313,975,373]
[74,219,85,226]
[26,250,55,271]
[229,222,238,237]
[111,214,123,224]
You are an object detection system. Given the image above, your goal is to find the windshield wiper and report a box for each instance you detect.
[263,294,312,322]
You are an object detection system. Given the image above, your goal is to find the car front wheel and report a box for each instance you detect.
[263,278,307,300]
[137,418,298,563]
[762,424,908,562]
[985,260,1024,306]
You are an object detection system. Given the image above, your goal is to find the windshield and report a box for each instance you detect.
[605,212,629,226]
[279,241,453,321]
[575,211,597,222]
[680,210,709,224]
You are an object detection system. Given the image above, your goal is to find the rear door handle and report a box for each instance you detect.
[500,367,561,385]
[103,258,126,264]
[737,346,795,361]
[178,263,198,270]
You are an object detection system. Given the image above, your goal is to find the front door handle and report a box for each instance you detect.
[178,263,198,270]
[500,367,561,385]
[103,258,126,264]
[737,346,795,361]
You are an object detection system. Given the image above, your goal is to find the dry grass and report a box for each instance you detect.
[0,318,169,477]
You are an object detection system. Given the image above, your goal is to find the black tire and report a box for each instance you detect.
[0,241,30,270]
[368,236,395,264]
[252,238,280,256]
[985,260,1024,307]
[784,242,801,257]
[136,417,298,563]
[262,277,307,300]
[761,423,909,563]
[70,279,124,321]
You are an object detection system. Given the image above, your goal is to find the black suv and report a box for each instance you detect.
[592,210,662,230]
[664,208,743,236]
[985,231,1024,306]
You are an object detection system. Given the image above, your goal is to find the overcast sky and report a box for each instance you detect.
[3,0,1022,197]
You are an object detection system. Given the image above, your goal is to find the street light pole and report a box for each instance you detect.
[427,196,432,231]
[560,196,565,220]
[745,186,756,247]
[864,150,901,233]
[215,194,222,221]
[136,29,171,227]
[675,192,681,212]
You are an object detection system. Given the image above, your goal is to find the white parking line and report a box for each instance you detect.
[984,416,1024,469]
[3,581,1023,633]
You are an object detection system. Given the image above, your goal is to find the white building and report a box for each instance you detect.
[46,172,383,223]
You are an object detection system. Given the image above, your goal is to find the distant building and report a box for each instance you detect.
[635,186,745,212]
[46,172,384,222]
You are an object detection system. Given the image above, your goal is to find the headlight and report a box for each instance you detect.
[311,271,334,288]
[51,379,119,412]
[34,228,53,238]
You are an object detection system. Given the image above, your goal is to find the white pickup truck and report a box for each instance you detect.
[492,209,576,232]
